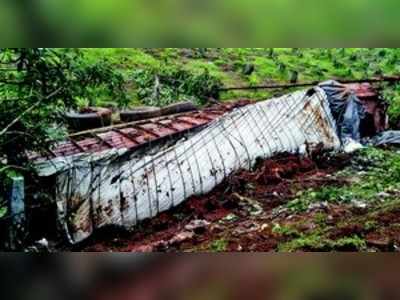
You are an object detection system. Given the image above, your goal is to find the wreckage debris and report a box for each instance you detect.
[255,155,316,184]
[78,152,344,252]
[319,81,388,151]
[36,87,341,243]
[65,107,112,132]
[30,81,399,244]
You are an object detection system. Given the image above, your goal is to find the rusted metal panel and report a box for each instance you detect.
[346,83,388,136]
[346,83,378,98]
[30,101,251,162]
[34,88,341,244]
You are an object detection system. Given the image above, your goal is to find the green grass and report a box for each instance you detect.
[274,147,400,252]
[285,147,400,213]
[78,48,400,121]
[84,48,400,86]
[209,238,228,252]
[277,225,368,252]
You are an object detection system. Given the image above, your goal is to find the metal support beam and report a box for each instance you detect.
[218,76,400,92]
[7,175,25,250]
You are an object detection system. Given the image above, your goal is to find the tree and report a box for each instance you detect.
[0,48,127,172]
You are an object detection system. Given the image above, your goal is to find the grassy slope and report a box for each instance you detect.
[82,48,400,120]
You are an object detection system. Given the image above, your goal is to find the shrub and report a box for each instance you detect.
[132,66,222,106]
[0,48,128,176]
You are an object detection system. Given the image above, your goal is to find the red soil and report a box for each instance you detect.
[77,151,346,252]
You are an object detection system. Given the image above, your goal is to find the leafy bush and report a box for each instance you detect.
[81,48,400,118]
[132,66,222,106]
[70,57,128,108]
[382,83,400,126]
[0,48,128,175]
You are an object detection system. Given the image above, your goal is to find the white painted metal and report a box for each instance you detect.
[35,88,341,243]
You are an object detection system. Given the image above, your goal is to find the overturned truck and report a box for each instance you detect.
[33,82,388,243]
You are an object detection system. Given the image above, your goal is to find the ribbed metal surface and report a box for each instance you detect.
[34,89,341,243]
[30,100,253,162]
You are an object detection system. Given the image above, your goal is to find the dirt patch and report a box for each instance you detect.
[328,223,365,240]
[375,208,400,225]
[75,147,400,252]
[76,151,348,252]
[76,145,400,253]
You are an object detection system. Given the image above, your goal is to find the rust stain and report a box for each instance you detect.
[104,200,114,218]
[301,99,335,144]
[30,101,253,161]
[120,193,130,211]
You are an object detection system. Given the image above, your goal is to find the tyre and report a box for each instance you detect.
[65,107,112,132]
[160,101,198,116]
[119,106,162,122]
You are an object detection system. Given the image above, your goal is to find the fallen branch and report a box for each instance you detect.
[0,95,35,105]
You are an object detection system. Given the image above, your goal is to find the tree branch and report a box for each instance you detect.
[0,87,62,137]
[0,95,34,104]
[0,79,25,85]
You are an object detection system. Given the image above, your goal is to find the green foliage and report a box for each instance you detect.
[80,48,400,122]
[364,220,378,231]
[274,147,400,252]
[132,66,222,106]
[285,148,400,213]
[278,233,367,252]
[209,238,228,252]
[0,48,128,177]
[314,212,327,226]
[272,223,301,238]
[0,178,6,219]
[334,236,367,250]
[0,206,6,219]
[382,83,400,125]
[274,220,366,252]
[0,49,74,166]
[278,233,329,252]
[70,57,128,108]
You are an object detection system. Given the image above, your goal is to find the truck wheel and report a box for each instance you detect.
[160,101,198,116]
[65,107,112,132]
[120,106,162,122]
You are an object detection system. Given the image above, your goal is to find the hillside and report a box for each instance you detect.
[82,48,400,122]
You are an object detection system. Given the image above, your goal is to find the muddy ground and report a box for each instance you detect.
[75,147,400,252]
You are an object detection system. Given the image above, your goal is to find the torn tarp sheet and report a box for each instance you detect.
[319,80,366,144]
[35,87,341,243]
[319,80,388,150]
[371,130,400,146]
